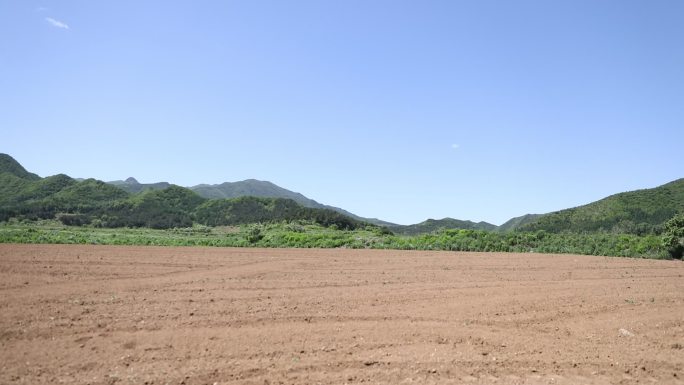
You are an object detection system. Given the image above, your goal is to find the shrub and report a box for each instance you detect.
[662,214,684,259]
[57,213,91,226]
[246,224,264,244]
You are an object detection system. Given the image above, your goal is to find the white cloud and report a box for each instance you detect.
[46,17,69,29]
[36,6,48,12]
[451,144,460,150]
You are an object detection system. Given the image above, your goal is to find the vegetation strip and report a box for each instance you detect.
[0,219,676,259]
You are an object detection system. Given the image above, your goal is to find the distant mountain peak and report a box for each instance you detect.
[390,217,497,235]
[106,177,171,194]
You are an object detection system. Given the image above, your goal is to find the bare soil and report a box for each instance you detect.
[1,244,683,384]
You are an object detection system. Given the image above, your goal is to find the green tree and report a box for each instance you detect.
[662,214,684,259]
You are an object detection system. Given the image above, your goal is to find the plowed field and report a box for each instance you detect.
[1,244,682,384]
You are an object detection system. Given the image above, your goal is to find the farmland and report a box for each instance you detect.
[1,244,682,384]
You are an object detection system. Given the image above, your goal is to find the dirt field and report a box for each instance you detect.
[0,244,682,385]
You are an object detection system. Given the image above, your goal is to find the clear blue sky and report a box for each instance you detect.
[2,1,683,225]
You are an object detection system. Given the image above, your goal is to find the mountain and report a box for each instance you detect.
[192,180,395,226]
[389,218,497,235]
[5,153,683,235]
[517,179,684,234]
[104,177,394,226]
[0,173,76,207]
[46,178,129,209]
[101,185,206,229]
[108,177,172,194]
[194,196,365,229]
[497,214,544,232]
[0,153,369,230]
[0,170,128,222]
[191,179,307,201]
[390,179,684,235]
[189,179,396,226]
[0,153,40,181]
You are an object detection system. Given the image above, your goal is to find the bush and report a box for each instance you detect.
[662,214,684,259]
[246,224,264,244]
[286,222,305,233]
[57,213,91,226]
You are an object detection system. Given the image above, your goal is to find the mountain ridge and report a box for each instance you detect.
[105,176,395,226]
[497,214,544,232]
[517,178,684,234]
[3,153,683,234]
[108,177,172,194]
[0,153,41,181]
[0,154,368,230]
[389,218,497,235]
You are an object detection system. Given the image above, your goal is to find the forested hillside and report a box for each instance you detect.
[3,153,684,239]
[518,179,684,234]
[0,154,367,230]
[497,214,544,232]
[103,177,393,226]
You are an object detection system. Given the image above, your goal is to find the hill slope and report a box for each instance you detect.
[0,172,128,221]
[389,218,497,235]
[191,179,308,201]
[103,177,393,226]
[189,180,396,225]
[518,179,684,234]
[100,185,206,228]
[497,214,544,232]
[191,179,382,228]
[194,196,365,229]
[0,153,40,181]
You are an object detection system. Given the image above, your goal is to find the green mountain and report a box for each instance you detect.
[194,196,365,229]
[387,179,684,235]
[4,153,683,235]
[0,173,73,207]
[497,214,544,232]
[108,177,172,194]
[92,189,365,230]
[0,153,40,181]
[47,178,129,209]
[0,171,127,222]
[100,185,206,229]
[0,154,369,230]
[390,218,497,235]
[189,179,394,226]
[191,179,306,201]
[517,179,684,234]
[104,177,393,226]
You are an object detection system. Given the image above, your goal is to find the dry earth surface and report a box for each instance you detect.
[0,244,683,385]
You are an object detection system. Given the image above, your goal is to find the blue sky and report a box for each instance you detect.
[1,1,683,225]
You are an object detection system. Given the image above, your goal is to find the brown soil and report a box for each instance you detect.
[1,244,683,384]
